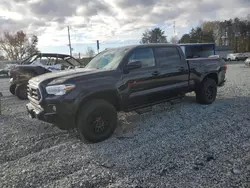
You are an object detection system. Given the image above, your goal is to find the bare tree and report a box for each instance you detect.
[84,47,95,57]
[0,30,39,60]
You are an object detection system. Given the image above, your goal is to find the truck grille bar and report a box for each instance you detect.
[27,82,42,102]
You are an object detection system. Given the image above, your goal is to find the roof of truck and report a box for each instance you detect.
[36,53,73,58]
[178,43,215,46]
[105,44,178,51]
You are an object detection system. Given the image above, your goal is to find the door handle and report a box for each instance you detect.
[179,67,185,72]
[152,71,160,76]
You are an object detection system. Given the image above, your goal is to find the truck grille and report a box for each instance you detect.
[27,84,41,101]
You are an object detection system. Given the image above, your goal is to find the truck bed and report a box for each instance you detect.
[187,57,226,86]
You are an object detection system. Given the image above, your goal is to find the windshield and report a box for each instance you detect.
[21,54,38,64]
[85,48,129,70]
[65,57,81,66]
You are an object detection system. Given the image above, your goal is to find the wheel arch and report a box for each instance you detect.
[201,72,218,85]
[75,90,121,123]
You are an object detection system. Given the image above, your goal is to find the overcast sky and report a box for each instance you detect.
[0,0,249,55]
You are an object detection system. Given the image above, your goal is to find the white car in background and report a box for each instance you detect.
[245,57,250,66]
[227,53,237,61]
[209,55,220,58]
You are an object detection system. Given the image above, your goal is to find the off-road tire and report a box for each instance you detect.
[77,99,117,143]
[196,78,217,104]
[15,84,28,100]
[9,84,16,95]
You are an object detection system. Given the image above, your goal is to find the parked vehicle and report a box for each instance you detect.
[208,55,220,58]
[235,53,248,61]
[245,57,250,66]
[0,64,17,77]
[227,53,248,61]
[227,53,237,61]
[26,44,227,142]
[9,53,81,100]
[0,68,8,77]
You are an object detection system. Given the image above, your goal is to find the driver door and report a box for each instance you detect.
[120,47,160,110]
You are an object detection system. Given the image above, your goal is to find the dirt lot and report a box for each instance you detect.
[0,64,250,188]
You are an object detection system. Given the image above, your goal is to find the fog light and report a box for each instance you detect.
[49,104,57,112]
[52,105,57,112]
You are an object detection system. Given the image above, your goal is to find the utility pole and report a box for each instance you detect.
[67,26,72,56]
[97,40,100,54]
[173,21,176,36]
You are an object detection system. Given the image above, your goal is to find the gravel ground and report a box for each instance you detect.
[1,64,250,188]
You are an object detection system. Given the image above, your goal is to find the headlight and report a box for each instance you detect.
[45,84,75,96]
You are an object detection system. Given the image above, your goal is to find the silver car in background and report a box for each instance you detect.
[245,57,250,66]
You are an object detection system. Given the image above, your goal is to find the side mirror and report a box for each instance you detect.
[124,61,142,72]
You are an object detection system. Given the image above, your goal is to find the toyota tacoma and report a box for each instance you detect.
[26,44,227,142]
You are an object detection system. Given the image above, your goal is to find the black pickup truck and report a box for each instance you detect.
[26,44,227,142]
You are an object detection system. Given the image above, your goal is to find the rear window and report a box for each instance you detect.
[154,47,181,66]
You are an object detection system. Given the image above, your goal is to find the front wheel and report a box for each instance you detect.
[196,78,217,104]
[77,99,117,143]
[15,84,28,100]
[9,84,16,95]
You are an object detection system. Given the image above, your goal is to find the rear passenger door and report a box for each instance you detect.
[154,47,189,98]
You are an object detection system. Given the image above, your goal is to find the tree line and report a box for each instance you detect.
[141,15,250,53]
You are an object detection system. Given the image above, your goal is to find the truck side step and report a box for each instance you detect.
[135,106,152,114]
[169,95,184,105]
[129,94,185,114]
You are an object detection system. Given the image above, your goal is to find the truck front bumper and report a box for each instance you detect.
[26,102,76,130]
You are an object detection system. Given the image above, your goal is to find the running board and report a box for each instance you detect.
[135,106,152,114]
[134,94,185,114]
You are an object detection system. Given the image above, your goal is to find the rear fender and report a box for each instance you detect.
[200,72,218,84]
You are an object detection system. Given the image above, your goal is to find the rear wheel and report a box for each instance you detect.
[77,99,117,143]
[9,84,16,95]
[15,84,28,100]
[196,78,217,104]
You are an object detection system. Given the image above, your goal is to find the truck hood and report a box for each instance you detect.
[30,68,101,84]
